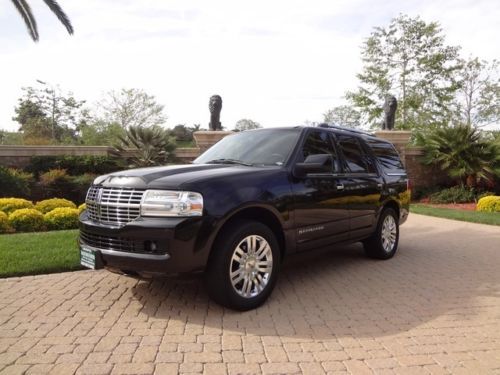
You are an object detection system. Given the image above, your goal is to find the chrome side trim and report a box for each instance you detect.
[79,241,170,261]
[386,172,407,176]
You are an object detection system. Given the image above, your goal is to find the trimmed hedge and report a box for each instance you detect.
[476,196,500,212]
[35,198,77,214]
[0,211,12,233]
[0,197,83,233]
[44,207,80,230]
[8,208,45,232]
[0,198,34,214]
[78,203,86,214]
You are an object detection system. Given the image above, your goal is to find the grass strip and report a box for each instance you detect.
[411,204,500,226]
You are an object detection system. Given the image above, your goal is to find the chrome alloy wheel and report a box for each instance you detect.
[381,214,397,253]
[229,235,273,298]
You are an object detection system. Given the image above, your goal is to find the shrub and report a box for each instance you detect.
[0,211,12,233]
[0,198,34,214]
[44,207,80,230]
[25,155,124,177]
[37,169,73,200]
[8,209,45,232]
[429,186,476,204]
[78,203,86,214]
[476,196,500,212]
[0,167,34,198]
[477,191,496,200]
[39,168,69,186]
[70,174,96,203]
[35,198,76,214]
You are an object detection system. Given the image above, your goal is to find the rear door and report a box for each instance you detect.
[335,134,382,240]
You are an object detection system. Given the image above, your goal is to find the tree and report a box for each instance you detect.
[346,14,461,130]
[418,124,500,187]
[323,105,362,128]
[234,119,262,132]
[13,82,88,143]
[79,120,125,146]
[99,89,167,129]
[12,99,52,143]
[111,126,177,168]
[11,0,73,42]
[454,58,500,127]
[0,130,23,145]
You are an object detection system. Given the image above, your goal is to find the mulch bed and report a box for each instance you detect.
[420,202,477,211]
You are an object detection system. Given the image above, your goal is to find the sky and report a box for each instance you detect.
[0,0,499,132]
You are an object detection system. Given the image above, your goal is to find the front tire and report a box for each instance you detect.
[363,208,399,260]
[204,220,281,311]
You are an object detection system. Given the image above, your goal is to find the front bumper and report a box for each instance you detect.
[78,212,215,275]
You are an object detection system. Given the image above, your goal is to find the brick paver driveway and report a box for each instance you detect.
[1,213,500,374]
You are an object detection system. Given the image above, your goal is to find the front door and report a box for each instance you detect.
[291,129,350,251]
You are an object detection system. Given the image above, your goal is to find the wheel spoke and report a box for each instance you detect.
[230,268,245,284]
[255,243,270,259]
[229,234,274,299]
[232,247,245,264]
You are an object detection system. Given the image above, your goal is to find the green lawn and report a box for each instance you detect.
[0,230,81,278]
[411,204,500,226]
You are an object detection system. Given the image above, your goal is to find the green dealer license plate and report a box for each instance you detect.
[80,245,96,269]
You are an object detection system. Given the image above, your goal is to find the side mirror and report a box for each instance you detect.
[293,154,332,178]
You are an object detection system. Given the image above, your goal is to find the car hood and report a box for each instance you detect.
[94,164,280,190]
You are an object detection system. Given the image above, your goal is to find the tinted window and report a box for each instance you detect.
[366,140,404,172]
[300,130,339,172]
[194,128,301,166]
[337,135,374,173]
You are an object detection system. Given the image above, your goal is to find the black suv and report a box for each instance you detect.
[79,125,409,310]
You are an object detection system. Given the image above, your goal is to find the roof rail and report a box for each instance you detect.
[317,123,373,136]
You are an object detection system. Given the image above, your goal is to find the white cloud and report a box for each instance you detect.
[1,0,499,132]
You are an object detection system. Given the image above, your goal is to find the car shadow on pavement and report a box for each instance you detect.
[130,223,500,341]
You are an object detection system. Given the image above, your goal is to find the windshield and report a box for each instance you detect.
[194,128,301,166]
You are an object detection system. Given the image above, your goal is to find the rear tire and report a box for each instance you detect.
[204,220,281,311]
[363,208,399,260]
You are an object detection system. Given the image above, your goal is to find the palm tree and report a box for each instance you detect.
[11,0,73,42]
[111,126,177,168]
[420,124,500,187]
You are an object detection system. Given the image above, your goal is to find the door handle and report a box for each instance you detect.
[336,183,344,191]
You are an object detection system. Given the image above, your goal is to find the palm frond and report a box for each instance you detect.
[42,0,74,35]
[11,0,39,41]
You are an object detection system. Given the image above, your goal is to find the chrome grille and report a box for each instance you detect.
[86,186,144,225]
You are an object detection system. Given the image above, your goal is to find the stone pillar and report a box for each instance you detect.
[193,131,233,153]
[374,131,412,165]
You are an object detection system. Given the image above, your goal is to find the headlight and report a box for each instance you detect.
[140,190,203,217]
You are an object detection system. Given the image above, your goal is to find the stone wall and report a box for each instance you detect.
[0,145,201,169]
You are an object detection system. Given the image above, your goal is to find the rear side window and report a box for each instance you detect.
[337,135,375,173]
[367,140,404,172]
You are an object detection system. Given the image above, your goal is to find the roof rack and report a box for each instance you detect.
[317,123,374,136]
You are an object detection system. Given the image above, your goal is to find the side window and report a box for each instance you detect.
[337,135,375,173]
[367,140,404,172]
[300,130,339,172]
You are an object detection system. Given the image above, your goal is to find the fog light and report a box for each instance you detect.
[144,241,158,253]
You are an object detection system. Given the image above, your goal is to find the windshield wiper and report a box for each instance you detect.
[206,158,253,166]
